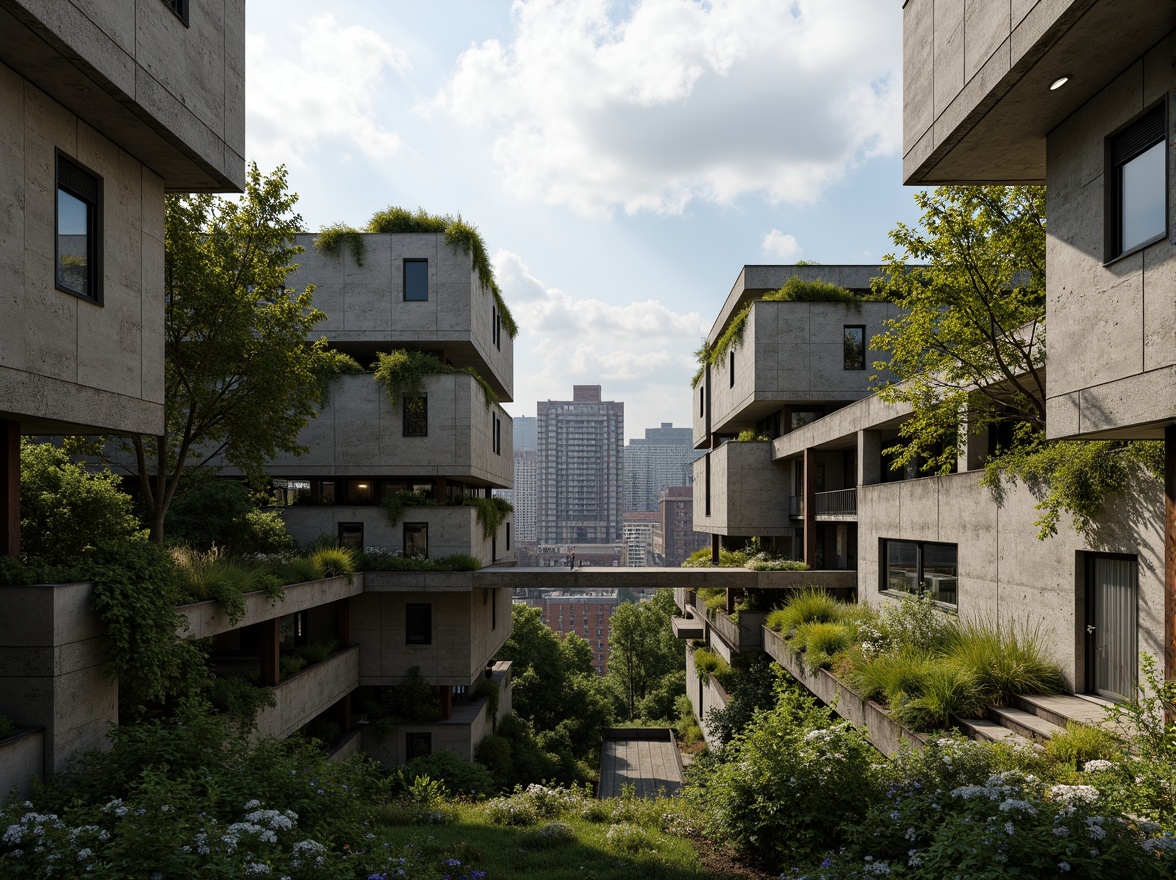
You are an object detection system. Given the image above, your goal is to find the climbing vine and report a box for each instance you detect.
[380,491,438,527]
[373,349,499,408]
[466,496,514,541]
[313,224,366,266]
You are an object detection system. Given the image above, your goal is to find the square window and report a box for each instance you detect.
[405,731,432,760]
[404,522,429,558]
[882,539,957,608]
[403,394,428,437]
[404,259,429,301]
[405,602,432,644]
[337,522,363,551]
[1110,104,1167,259]
[843,325,866,370]
[55,153,102,303]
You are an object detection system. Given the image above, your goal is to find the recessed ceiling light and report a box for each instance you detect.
[1050,75,1071,90]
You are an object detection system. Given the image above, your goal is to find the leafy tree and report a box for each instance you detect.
[606,591,685,721]
[19,441,143,563]
[113,164,351,544]
[164,478,293,555]
[873,186,1161,537]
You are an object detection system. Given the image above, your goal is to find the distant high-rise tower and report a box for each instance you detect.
[537,386,625,545]
[624,422,702,512]
[498,416,538,542]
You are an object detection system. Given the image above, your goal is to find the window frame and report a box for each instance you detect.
[403,258,429,301]
[337,521,364,550]
[405,731,432,760]
[54,151,103,305]
[403,521,429,558]
[403,394,428,437]
[843,324,866,371]
[1107,102,1168,263]
[161,0,190,26]
[880,538,958,609]
[405,602,432,645]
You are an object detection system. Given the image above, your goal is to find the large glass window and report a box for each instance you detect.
[404,259,429,301]
[405,603,432,644]
[56,154,101,303]
[843,325,866,370]
[883,539,957,607]
[403,394,427,437]
[1111,104,1167,258]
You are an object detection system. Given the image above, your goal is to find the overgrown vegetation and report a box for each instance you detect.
[466,496,513,541]
[373,348,499,408]
[681,543,809,571]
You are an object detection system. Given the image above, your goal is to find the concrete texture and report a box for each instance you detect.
[684,645,729,748]
[254,645,359,740]
[0,62,168,434]
[902,0,1176,185]
[0,728,44,798]
[693,441,792,536]
[0,0,245,191]
[178,575,362,641]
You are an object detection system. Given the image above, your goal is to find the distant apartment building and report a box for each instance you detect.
[624,423,702,513]
[525,589,619,674]
[622,511,659,567]
[655,486,707,567]
[497,416,538,544]
[537,386,625,545]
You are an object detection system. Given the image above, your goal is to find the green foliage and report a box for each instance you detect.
[1043,721,1123,771]
[691,647,728,679]
[379,489,438,528]
[308,545,355,579]
[373,348,499,407]
[19,442,143,563]
[473,676,500,721]
[207,675,277,736]
[946,618,1063,706]
[766,588,844,633]
[983,436,1165,539]
[686,682,882,865]
[791,621,853,670]
[466,496,513,541]
[732,430,770,442]
[358,550,483,571]
[606,592,685,722]
[402,750,495,798]
[0,715,16,738]
[889,661,986,730]
[872,186,1048,478]
[169,545,256,624]
[165,479,294,555]
[122,165,341,544]
[680,547,748,567]
[703,653,783,746]
[313,222,365,265]
[366,206,517,338]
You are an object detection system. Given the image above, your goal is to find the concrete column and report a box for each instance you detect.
[336,598,351,650]
[957,423,991,473]
[0,420,19,558]
[436,685,452,720]
[710,534,720,565]
[261,619,280,687]
[434,477,448,503]
[857,430,881,486]
[334,694,352,734]
[803,447,817,566]
[1165,425,1175,680]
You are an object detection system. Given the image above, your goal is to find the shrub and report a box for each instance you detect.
[744,555,810,571]
[890,661,986,730]
[604,822,651,855]
[309,546,355,579]
[860,592,957,656]
[692,647,728,678]
[948,618,1062,705]
[0,715,15,738]
[792,621,853,669]
[1044,721,1123,771]
[276,554,324,584]
[848,648,934,704]
[165,480,293,555]
[294,639,338,666]
[401,750,494,798]
[768,588,843,633]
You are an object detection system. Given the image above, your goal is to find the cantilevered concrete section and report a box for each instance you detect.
[474,566,856,591]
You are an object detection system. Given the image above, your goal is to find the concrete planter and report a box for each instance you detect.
[762,626,926,755]
[178,575,362,640]
[0,727,45,798]
[709,609,766,652]
[255,645,360,740]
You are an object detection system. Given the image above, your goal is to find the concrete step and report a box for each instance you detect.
[1015,693,1112,729]
[956,715,1038,749]
[988,705,1065,741]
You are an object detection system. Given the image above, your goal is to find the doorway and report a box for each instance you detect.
[1084,554,1137,701]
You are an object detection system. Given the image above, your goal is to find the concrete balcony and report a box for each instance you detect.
[709,609,767,653]
[814,488,856,519]
[178,575,361,641]
[671,605,705,641]
[693,441,791,536]
[290,232,513,401]
[256,371,513,487]
[255,645,360,740]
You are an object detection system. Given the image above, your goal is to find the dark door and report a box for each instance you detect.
[1085,554,1137,701]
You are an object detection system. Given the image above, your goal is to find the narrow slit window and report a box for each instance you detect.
[55,154,102,303]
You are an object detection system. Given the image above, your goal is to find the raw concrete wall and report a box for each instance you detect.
[1044,34,1176,440]
[249,372,512,486]
[178,575,361,641]
[693,441,792,536]
[254,645,359,740]
[289,232,513,401]
[0,61,165,434]
[857,470,1165,691]
[0,0,245,190]
[0,582,116,774]
[0,729,44,798]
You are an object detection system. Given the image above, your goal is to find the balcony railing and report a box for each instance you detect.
[814,488,856,517]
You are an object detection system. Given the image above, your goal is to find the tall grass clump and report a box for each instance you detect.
[948,618,1062,705]
[170,546,257,624]
[849,649,934,704]
[1043,721,1123,770]
[793,621,853,670]
[309,545,355,580]
[891,662,988,729]
[767,588,843,633]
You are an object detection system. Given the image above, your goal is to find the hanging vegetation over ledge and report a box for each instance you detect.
[373,349,499,408]
[313,206,518,338]
[380,490,438,527]
[466,496,513,541]
[691,277,863,387]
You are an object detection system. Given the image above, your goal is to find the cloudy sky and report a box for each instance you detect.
[246,0,921,439]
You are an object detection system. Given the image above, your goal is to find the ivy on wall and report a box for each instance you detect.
[373,349,498,408]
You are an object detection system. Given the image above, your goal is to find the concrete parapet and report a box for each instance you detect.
[254,645,360,740]
[178,575,362,640]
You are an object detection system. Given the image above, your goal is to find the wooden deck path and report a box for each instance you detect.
[598,728,684,798]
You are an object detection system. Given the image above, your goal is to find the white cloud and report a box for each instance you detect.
[435,0,901,216]
[761,229,802,261]
[246,15,409,170]
[495,249,706,433]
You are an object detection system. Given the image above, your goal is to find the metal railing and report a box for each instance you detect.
[814,488,856,516]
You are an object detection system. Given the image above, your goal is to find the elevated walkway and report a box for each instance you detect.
[598,728,684,798]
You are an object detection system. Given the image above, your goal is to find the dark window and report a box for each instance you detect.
[704,452,711,517]
[161,0,189,26]
[882,539,957,607]
[405,732,432,760]
[844,325,866,370]
[337,522,363,551]
[404,522,428,558]
[55,153,102,303]
[1110,103,1167,259]
[403,394,427,437]
[493,307,501,350]
[405,603,432,644]
[505,522,511,551]
[404,259,429,301]
[492,589,498,629]
[729,351,735,387]
[791,409,823,430]
[699,386,705,417]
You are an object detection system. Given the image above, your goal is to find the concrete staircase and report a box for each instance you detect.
[956,693,1118,747]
